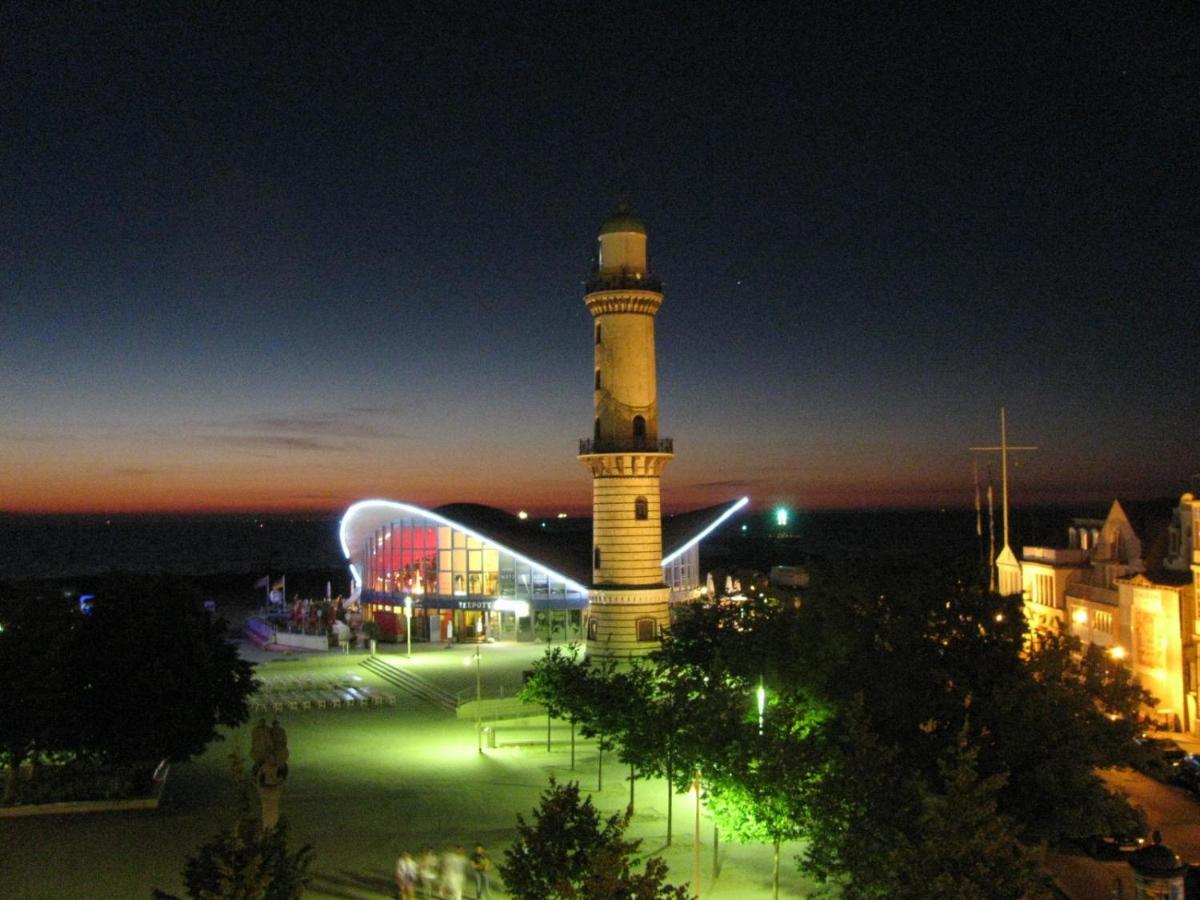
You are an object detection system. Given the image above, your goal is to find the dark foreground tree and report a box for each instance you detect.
[500,777,689,900]
[0,587,80,803]
[153,752,313,900]
[68,574,256,764]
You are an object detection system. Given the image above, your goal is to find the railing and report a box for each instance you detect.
[1065,582,1118,606]
[1022,546,1088,565]
[579,437,674,455]
[585,272,662,293]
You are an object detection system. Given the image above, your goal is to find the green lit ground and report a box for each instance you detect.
[2,643,816,899]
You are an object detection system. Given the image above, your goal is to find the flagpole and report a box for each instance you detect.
[987,477,996,593]
[1001,406,1010,551]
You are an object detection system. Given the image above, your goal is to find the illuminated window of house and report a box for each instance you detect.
[635,496,648,520]
[636,618,657,642]
[1094,611,1113,634]
[587,618,597,640]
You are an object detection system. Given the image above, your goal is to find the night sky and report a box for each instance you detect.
[2,4,1195,515]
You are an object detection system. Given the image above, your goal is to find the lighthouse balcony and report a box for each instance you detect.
[579,437,673,455]
[585,272,663,293]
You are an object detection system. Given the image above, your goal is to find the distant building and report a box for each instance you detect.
[1016,493,1198,733]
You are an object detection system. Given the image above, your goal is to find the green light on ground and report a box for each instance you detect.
[775,507,789,527]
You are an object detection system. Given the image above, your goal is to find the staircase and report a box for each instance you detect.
[359,657,458,712]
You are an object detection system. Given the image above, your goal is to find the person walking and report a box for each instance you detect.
[417,847,439,900]
[469,844,490,899]
[439,845,467,900]
[395,850,417,900]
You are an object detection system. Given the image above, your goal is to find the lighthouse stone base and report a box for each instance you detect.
[586,586,671,659]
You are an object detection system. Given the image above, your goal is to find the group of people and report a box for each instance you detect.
[395,845,491,900]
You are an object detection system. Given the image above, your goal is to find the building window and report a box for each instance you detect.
[594,418,600,442]
[587,618,598,641]
[635,496,648,520]
[633,415,646,445]
[595,369,601,390]
[595,324,601,345]
[636,618,657,642]
[1094,611,1113,634]
[593,546,601,570]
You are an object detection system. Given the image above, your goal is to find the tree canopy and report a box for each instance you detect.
[499,777,688,900]
[1,575,255,802]
[524,558,1153,894]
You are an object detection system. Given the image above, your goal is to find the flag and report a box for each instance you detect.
[254,575,269,589]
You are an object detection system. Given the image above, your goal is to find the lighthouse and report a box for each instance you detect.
[579,204,673,658]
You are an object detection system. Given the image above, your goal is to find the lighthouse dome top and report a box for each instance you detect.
[599,203,646,236]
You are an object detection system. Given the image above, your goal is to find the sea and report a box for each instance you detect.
[0,506,1090,582]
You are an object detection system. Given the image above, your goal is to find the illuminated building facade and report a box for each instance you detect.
[340,497,747,645]
[1018,494,1199,733]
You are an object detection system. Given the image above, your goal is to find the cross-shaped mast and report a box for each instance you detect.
[970,406,1037,558]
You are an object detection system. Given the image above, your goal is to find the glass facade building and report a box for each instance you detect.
[342,501,588,643]
[340,497,748,645]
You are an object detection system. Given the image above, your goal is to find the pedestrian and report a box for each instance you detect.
[395,850,417,900]
[439,845,467,900]
[418,846,439,900]
[469,844,490,899]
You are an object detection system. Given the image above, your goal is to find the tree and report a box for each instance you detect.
[0,586,80,802]
[656,559,1154,890]
[871,726,1050,899]
[499,777,688,900]
[153,751,313,900]
[67,574,256,764]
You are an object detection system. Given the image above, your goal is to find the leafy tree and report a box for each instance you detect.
[657,559,1154,890]
[868,726,1050,899]
[499,777,688,900]
[153,751,313,900]
[0,586,80,802]
[67,574,256,764]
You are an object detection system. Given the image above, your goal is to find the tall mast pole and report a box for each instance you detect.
[1001,406,1010,551]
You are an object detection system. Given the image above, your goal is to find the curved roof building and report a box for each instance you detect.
[339,497,746,643]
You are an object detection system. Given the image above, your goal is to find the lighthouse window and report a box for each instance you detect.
[636,618,657,642]
[593,546,602,569]
[595,369,601,390]
[594,418,601,442]
[633,416,646,445]
[635,496,648,520]
[595,324,601,345]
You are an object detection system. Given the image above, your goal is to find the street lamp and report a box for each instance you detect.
[757,678,766,735]
[404,596,413,659]
[691,768,702,898]
[465,646,482,753]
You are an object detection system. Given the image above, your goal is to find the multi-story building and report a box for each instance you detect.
[1015,493,1198,733]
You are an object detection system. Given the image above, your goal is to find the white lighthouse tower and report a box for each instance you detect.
[579,204,673,658]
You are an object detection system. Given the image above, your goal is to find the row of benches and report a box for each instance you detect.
[250,684,396,712]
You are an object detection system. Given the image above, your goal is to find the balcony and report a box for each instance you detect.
[1065,582,1118,607]
[579,437,673,455]
[585,272,663,293]
[1022,546,1088,565]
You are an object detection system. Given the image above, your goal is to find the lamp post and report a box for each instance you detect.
[692,768,702,898]
[404,596,413,659]
[757,678,766,735]
[465,646,482,753]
